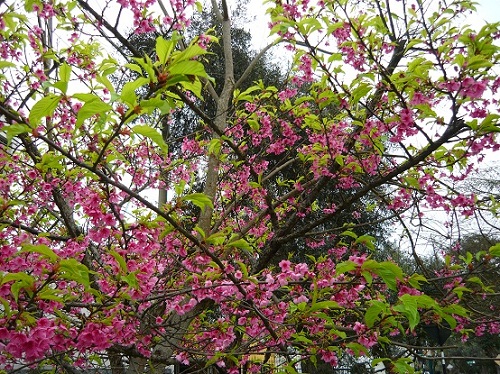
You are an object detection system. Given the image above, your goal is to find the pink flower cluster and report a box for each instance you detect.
[439,77,487,99]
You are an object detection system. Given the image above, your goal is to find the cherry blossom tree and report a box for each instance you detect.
[0,0,499,373]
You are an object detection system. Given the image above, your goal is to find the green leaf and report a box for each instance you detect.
[363,261,403,291]
[395,294,420,330]
[55,62,71,93]
[59,62,71,82]
[132,125,168,153]
[29,94,62,126]
[156,36,175,65]
[226,238,253,252]
[441,314,457,330]
[1,272,34,285]
[407,57,428,71]
[162,74,190,88]
[2,123,30,145]
[452,286,472,298]
[235,261,249,278]
[120,77,150,105]
[140,97,172,114]
[442,303,469,317]
[2,272,35,302]
[408,273,427,289]
[76,97,113,127]
[206,231,227,245]
[122,272,139,289]
[355,234,375,251]
[110,250,127,273]
[248,119,260,131]
[96,74,115,94]
[0,296,11,318]
[372,358,389,367]
[59,259,91,289]
[235,85,260,101]
[345,342,368,356]
[393,358,415,373]
[36,152,65,172]
[193,225,206,239]
[10,282,24,302]
[335,261,357,274]
[351,82,371,104]
[340,230,358,239]
[404,176,420,189]
[362,270,373,285]
[467,276,485,287]
[132,55,156,81]
[52,81,68,94]
[291,333,313,345]
[454,53,465,67]
[125,63,144,75]
[309,300,340,312]
[365,301,387,328]
[0,61,16,69]
[298,17,322,34]
[37,288,63,302]
[168,60,207,78]
[467,55,493,70]
[184,78,204,99]
[489,243,500,257]
[21,243,59,262]
[208,138,221,155]
[183,192,214,212]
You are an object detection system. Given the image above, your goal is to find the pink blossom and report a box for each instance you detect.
[439,80,461,92]
[398,284,421,296]
[332,22,351,44]
[197,34,211,49]
[279,259,292,272]
[358,332,378,348]
[410,91,431,105]
[244,102,257,112]
[293,295,308,304]
[353,321,366,334]
[460,77,487,99]
[348,255,366,266]
[320,350,338,366]
[175,351,190,365]
[278,88,298,102]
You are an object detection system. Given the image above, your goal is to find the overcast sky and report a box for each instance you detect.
[477,0,499,22]
[244,0,499,49]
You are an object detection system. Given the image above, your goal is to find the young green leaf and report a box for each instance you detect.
[132,125,169,153]
[2,123,30,145]
[489,243,500,257]
[168,60,207,78]
[29,94,62,126]
[226,238,253,252]
[183,193,214,212]
[76,97,113,127]
[156,36,175,65]
[21,243,59,262]
[110,250,128,273]
[59,259,91,289]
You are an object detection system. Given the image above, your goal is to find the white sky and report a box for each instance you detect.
[477,0,499,22]
[242,0,500,52]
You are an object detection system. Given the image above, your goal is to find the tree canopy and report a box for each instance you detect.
[0,0,499,373]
